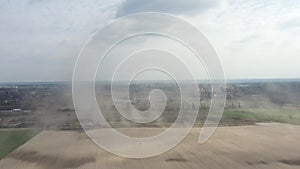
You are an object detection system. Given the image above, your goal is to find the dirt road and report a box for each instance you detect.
[0,123,300,169]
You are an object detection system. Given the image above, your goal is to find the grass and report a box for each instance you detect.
[0,129,40,159]
[223,108,300,125]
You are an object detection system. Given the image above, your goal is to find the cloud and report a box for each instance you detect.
[1,0,300,81]
[231,34,260,44]
[0,0,120,82]
[279,15,300,30]
[116,0,221,17]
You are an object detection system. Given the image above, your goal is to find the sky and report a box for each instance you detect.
[1,0,300,82]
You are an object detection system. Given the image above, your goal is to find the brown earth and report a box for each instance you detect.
[0,123,300,169]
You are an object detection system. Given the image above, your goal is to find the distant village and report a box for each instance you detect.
[0,81,299,128]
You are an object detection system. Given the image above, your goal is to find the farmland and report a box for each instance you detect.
[0,123,299,169]
[0,80,300,168]
[0,129,40,159]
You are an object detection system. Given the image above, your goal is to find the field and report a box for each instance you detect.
[1,82,300,168]
[223,108,300,125]
[0,129,40,159]
[0,123,300,169]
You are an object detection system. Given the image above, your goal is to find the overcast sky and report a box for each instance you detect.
[1,0,300,82]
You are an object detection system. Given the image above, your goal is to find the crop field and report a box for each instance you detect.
[0,123,300,169]
[0,129,40,159]
[223,108,300,125]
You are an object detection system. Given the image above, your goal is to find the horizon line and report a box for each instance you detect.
[1,77,300,84]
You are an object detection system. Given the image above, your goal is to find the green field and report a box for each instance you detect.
[0,129,40,159]
[223,108,300,125]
